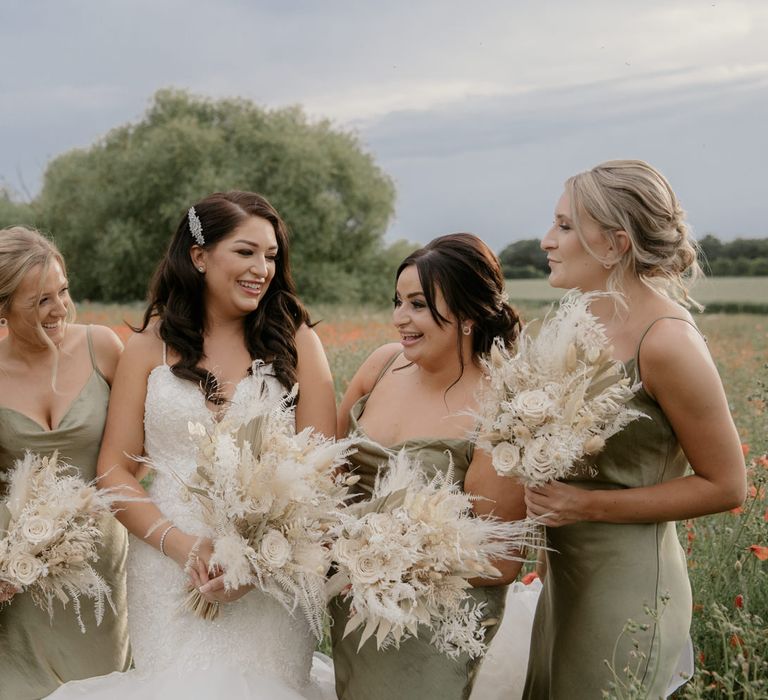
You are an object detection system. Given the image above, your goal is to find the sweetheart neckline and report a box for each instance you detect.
[147,363,272,423]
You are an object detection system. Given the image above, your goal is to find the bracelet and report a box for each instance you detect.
[159,524,177,556]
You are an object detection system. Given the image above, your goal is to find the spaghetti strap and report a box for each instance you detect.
[162,342,168,366]
[86,325,107,381]
[371,351,403,390]
[634,316,704,379]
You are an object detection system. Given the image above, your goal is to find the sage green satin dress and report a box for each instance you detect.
[0,329,130,700]
[523,319,695,700]
[330,386,507,700]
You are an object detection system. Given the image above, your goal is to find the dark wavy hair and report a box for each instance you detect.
[396,233,521,372]
[137,191,310,398]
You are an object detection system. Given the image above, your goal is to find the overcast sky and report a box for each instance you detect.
[2,0,766,250]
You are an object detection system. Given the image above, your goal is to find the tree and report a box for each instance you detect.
[498,239,548,278]
[697,235,768,277]
[0,188,35,230]
[36,89,396,302]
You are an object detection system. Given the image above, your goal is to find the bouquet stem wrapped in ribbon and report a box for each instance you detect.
[0,451,125,632]
[327,450,539,658]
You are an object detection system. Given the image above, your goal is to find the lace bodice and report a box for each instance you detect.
[126,363,315,687]
[143,363,282,535]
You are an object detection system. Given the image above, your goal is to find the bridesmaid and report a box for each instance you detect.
[0,227,130,699]
[523,160,746,698]
[331,233,528,700]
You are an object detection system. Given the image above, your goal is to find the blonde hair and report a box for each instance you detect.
[566,159,703,307]
[0,226,76,346]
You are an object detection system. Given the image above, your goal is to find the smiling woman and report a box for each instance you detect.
[524,160,746,699]
[330,233,531,700]
[0,226,129,700]
[47,192,337,700]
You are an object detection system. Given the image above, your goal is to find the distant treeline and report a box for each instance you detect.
[499,235,768,278]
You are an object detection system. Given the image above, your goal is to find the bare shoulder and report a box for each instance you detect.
[639,312,704,365]
[355,342,403,394]
[295,324,331,376]
[89,324,124,354]
[638,311,711,398]
[119,325,164,374]
[87,324,124,381]
[295,322,323,350]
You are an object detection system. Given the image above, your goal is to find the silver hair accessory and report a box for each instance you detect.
[188,207,205,246]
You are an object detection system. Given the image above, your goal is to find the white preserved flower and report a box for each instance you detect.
[349,552,383,585]
[513,389,554,426]
[259,529,292,569]
[491,442,521,475]
[6,550,46,586]
[332,537,361,564]
[520,437,554,482]
[20,514,59,547]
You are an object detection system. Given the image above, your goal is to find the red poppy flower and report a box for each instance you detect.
[734,594,744,608]
[749,545,768,561]
[741,444,750,458]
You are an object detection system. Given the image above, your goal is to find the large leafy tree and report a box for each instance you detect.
[37,89,396,302]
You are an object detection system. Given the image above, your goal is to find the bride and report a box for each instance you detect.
[50,192,336,699]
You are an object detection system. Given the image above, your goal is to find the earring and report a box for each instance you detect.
[602,262,614,270]
[198,267,205,273]
[462,325,471,336]
[0,318,7,328]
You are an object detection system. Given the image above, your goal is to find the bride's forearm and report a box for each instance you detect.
[98,464,196,568]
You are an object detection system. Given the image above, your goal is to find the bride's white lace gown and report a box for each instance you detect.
[49,362,334,700]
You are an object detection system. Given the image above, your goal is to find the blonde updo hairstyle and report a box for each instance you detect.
[565,159,702,307]
[0,226,75,345]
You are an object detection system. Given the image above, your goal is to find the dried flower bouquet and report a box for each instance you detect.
[327,450,537,658]
[474,290,644,486]
[0,451,123,631]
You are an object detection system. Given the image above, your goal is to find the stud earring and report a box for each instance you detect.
[462,325,471,336]
[198,267,205,273]
[0,318,7,328]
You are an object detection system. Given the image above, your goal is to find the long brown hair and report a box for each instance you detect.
[137,192,310,398]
